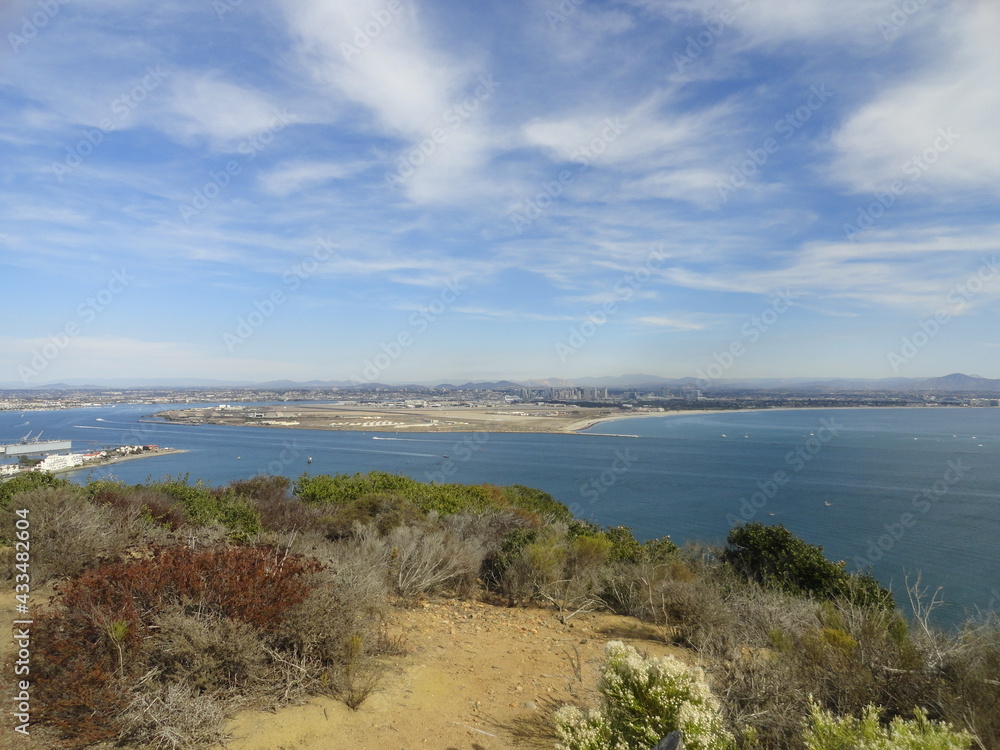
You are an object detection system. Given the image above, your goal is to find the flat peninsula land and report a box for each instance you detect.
[154,404,637,434]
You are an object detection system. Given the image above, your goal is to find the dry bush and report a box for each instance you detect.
[699,585,822,747]
[225,475,292,504]
[536,532,612,622]
[712,649,809,749]
[273,555,395,707]
[328,528,394,599]
[316,492,425,539]
[444,508,533,549]
[710,593,942,749]
[147,608,270,694]
[374,522,488,597]
[600,560,734,648]
[599,561,666,620]
[721,582,820,649]
[0,486,138,584]
[118,683,228,750]
[936,615,1000,748]
[253,493,323,533]
[488,523,571,607]
[652,578,735,648]
[827,599,931,717]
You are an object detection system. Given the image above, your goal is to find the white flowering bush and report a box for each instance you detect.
[804,701,974,750]
[555,641,733,750]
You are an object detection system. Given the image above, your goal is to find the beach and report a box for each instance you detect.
[38,448,188,476]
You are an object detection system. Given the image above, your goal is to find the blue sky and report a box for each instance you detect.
[1,0,998,385]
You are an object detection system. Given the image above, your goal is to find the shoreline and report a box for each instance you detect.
[14,448,190,478]
[564,405,820,433]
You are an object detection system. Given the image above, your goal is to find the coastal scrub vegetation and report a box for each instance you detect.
[0,470,994,749]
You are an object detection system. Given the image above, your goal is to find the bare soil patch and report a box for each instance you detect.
[220,598,685,750]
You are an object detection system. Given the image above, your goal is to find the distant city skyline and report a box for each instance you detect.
[2,1,998,384]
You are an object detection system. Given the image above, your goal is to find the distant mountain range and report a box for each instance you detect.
[3,373,1000,393]
[525,373,1000,393]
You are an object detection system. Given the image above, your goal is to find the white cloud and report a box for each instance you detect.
[276,0,505,204]
[259,160,370,196]
[635,315,710,330]
[522,91,732,167]
[160,73,294,148]
[829,3,1000,195]
[519,88,743,209]
[451,307,574,322]
[730,0,895,47]
[279,0,464,135]
[658,226,1000,311]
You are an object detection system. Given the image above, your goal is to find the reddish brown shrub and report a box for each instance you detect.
[32,544,322,744]
[31,614,131,744]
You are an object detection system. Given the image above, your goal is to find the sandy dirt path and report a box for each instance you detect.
[221,598,685,750]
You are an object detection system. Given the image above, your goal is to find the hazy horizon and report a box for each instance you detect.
[2,1,998,385]
[3,371,998,392]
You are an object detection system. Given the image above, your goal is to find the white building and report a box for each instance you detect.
[36,453,85,472]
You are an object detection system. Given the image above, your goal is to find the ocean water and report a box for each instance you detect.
[2,404,997,626]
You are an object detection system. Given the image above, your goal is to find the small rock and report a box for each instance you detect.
[524,701,538,710]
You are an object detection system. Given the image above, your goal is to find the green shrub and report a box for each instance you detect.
[501,484,573,522]
[146,477,262,540]
[213,494,263,541]
[641,535,680,564]
[555,641,733,750]
[294,471,420,505]
[293,471,572,520]
[804,701,974,750]
[148,477,217,523]
[602,525,645,563]
[723,522,892,609]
